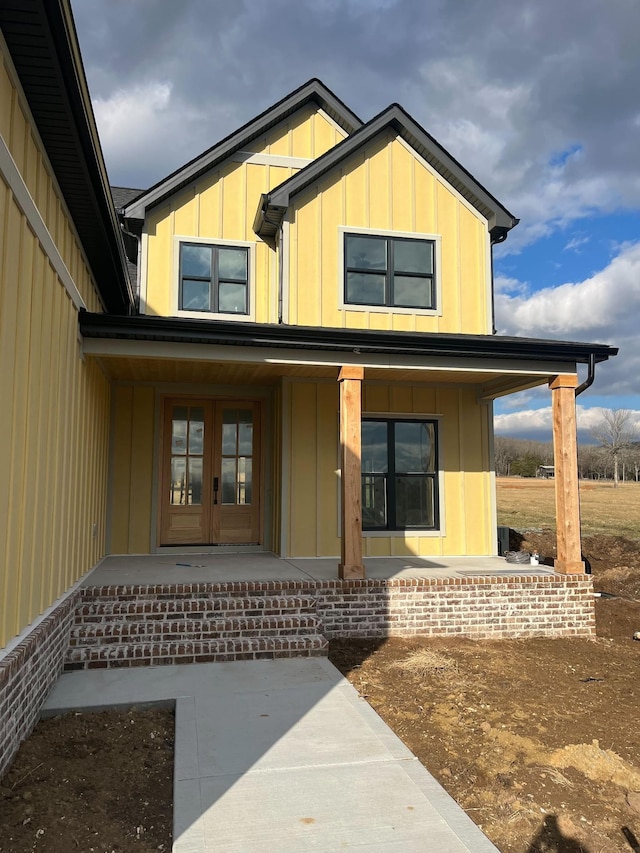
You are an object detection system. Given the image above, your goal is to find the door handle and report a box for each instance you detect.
[213,477,219,504]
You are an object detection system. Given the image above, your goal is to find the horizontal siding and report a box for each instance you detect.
[287,133,490,334]
[0,182,110,647]
[285,380,493,559]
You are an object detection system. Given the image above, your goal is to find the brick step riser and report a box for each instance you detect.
[75,598,318,621]
[63,635,329,670]
[69,616,322,645]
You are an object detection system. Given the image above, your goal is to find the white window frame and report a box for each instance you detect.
[338,226,443,317]
[173,235,257,321]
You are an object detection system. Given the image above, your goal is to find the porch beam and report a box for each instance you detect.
[550,374,584,573]
[338,366,365,579]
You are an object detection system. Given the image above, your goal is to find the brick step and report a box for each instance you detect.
[74,595,318,622]
[68,614,322,645]
[63,634,329,670]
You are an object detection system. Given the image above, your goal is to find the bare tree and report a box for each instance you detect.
[589,409,639,487]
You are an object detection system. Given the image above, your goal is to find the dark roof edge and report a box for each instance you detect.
[123,79,363,220]
[79,312,618,365]
[256,104,519,241]
[0,0,133,313]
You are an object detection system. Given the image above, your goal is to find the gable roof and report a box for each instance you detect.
[254,103,518,242]
[123,79,362,220]
[0,0,134,314]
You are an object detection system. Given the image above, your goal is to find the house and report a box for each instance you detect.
[537,465,555,479]
[0,0,617,778]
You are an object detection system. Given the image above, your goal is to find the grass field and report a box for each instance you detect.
[496,476,640,538]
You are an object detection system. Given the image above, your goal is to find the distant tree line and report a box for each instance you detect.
[495,437,640,481]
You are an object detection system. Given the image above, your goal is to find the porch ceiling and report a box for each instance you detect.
[92,353,550,396]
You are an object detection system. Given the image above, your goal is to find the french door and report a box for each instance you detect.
[160,398,261,546]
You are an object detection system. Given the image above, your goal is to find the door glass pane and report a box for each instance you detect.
[238,410,253,455]
[189,408,205,454]
[222,409,238,455]
[346,235,386,270]
[395,422,435,473]
[238,457,252,505]
[188,457,203,505]
[346,272,385,305]
[170,457,187,505]
[394,240,432,274]
[221,458,236,504]
[171,407,188,454]
[361,475,387,528]
[362,421,388,473]
[218,281,247,314]
[181,244,212,278]
[182,279,210,311]
[393,275,433,308]
[395,475,434,528]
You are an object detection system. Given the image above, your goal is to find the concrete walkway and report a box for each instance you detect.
[44,658,499,852]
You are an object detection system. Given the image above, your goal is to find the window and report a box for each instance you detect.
[179,242,249,315]
[344,233,436,310]
[361,418,439,531]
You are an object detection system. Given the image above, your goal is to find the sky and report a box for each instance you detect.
[70,0,640,442]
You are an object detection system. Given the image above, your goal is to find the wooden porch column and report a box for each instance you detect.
[550,374,584,573]
[338,366,365,579]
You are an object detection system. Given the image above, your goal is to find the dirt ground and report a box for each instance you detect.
[329,531,640,853]
[1,531,639,853]
[0,707,173,853]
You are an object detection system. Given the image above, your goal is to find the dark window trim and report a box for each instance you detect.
[179,242,250,316]
[361,416,440,532]
[344,233,436,311]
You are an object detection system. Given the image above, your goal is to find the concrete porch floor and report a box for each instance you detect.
[84,551,554,587]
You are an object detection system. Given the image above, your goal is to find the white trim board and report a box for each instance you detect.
[0,133,86,311]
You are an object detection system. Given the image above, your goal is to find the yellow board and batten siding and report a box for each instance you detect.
[286,131,490,334]
[0,49,110,646]
[284,380,493,559]
[143,107,346,320]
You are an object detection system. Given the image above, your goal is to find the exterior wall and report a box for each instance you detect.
[0,48,110,649]
[284,379,494,559]
[0,590,80,778]
[108,385,156,554]
[286,131,490,334]
[143,106,345,320]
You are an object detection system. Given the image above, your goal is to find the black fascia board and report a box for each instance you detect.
[79,312,618,366]
[0,0,134,314]
[256,104,519,240]
[123,79,363,221]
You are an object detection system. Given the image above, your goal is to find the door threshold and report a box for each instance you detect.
[155,544,268,555]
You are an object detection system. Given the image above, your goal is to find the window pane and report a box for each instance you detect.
[395,422,435,473]
[182,279,210,311]
[361,475,387,528]
[362,421,388,473]
[218,281,247,314]
[188,408,205,454]
[238,410,253,455]
[171,408,188,454]
[393,275,433,308]
[238,457,252,505]
[346,272,385,305]
[222,414,237,455]
[346,235,386,270]
[218,248,247,281]
[182,244,211,278]
[221,458,236,504]
[395,476,435,528]
[170,457,187,505]
[188,457,203,505]
[394,240,433,274]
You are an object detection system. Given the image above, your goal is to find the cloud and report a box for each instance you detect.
[495,405,640,438]
[495,242,640,398]
[563,235,589,253]
[71,0,640,242]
